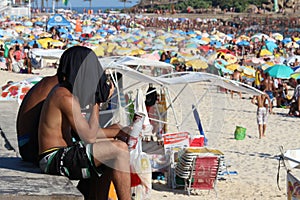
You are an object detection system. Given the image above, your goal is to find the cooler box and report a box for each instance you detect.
[190,136,204,147]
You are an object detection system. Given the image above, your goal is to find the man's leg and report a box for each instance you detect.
[258,124,263,139]
[92,140,131,200]
[77,167,113,200]
[262,124,267,137]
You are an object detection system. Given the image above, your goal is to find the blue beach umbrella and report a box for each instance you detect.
[23,21,33,26]
[237,40,250,46]
[34,21,44,26]
[264,64,294,79]
[11,38,24,44]
[28,40,41,48]
[266,41,278,53]
[282,38,292,44]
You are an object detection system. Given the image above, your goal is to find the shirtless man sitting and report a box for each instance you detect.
[251,85,273,139]
[38,46,131,200]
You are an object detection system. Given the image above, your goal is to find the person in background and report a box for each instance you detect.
[251,85,273,139]
[231,69,243,99]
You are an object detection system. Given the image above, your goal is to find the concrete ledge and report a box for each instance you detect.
[0,102,83,199]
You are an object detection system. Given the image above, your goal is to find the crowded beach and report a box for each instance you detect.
[1,10,300,116]
[0,9,300,200]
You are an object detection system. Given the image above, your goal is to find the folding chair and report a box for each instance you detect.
[186,156,220,197]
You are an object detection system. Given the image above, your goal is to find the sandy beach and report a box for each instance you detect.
[1,67,299,200]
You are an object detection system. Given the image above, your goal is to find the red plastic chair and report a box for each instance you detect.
[186,156,219,196]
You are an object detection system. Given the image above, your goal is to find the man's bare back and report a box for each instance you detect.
[262,74,274,92]
[38,86,74,153]
[17,75,58,162]
[255,94,270,108]
[232,70,242,81]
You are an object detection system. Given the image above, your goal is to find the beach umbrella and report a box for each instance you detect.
[10,38,25,44]
[226,63,240,71]
[292,66,300,72]
[38,32,52,38]
[114,47,132,56]
[260,49,273,57]
[282,37,292,44]
[28,40,41,48]
[264,64,294,79]
[238,35,250,41]
[251,33,269,41]
[0,77,42,104]
[185,59,208,70]
[92,45,105,57]
[14,25,27,33]
[224,54,237,64]
[141,53,160,61]
[266,41,278,53]
[272,33,283,41]
[286,42,299,48]
[23,21,33,26]
[129,49,146,56]
[240,65,255,77]
[237,40,250,46]
[291,72,300,79]
[287,55,300,66]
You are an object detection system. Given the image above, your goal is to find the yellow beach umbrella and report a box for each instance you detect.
[37,38,54,48]
[51,40,64,48]
[114,47,131,56]
[38,32,52,38]
[242,66,255,77]
[201,37,210,43]
[15,25,26,33]
[286,42,299,48]
[260,49,273,57]
[239,35,250,41]
[92,45,105,57]
[226,63,240,71]
[272,33,283,41]
[185,59,208,70]
[294,37,300,42]
[224,54,237,64]
[129,49,146,56]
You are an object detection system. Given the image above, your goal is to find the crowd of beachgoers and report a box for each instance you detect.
[0,10,300,117]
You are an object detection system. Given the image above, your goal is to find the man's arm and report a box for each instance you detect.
[96,123,131,143]
[60,94,99,144]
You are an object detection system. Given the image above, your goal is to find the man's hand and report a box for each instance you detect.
[115,126,132,143]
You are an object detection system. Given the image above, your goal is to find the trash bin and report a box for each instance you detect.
[234,126,246,140]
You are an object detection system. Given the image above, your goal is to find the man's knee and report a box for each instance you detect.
[114,140,129,152]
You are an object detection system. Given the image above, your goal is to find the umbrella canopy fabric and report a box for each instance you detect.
[185,59,208,70]
[291,72,300,79]
[264,64,294,79]
[0,77,42,104]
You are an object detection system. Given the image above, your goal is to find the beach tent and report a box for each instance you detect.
[47,14,71,30]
